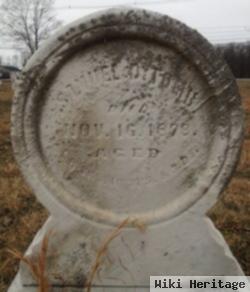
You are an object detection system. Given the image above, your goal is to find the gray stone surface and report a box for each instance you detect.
[9,7,244,291]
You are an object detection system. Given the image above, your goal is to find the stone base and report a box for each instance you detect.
[8,212,244,292]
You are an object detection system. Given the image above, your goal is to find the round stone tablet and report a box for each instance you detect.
[12,8,244,226]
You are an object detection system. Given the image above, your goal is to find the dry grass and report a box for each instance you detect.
[8,231,52,292]
[0,80,249,292]
[0,80,48,291]
[85,218,130,292]
[209,177,250,273]
[6,218,138,292]
[85,218,146,291]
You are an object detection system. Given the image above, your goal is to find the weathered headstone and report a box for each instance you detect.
[9,7,244,292]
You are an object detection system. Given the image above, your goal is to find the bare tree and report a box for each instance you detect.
[0,0,61,57]
[216,42,250,78]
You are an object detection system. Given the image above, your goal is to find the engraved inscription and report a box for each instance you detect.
[69,122,178,139]
[39,39,219,220]
[87,147,160,159]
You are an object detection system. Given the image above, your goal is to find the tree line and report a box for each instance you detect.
[216,42,250,78]
[0,0,249,78]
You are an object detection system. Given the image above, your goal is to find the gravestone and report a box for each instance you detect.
[9,7,244,292]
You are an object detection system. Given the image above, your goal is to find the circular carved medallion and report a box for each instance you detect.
[12,8,244,226]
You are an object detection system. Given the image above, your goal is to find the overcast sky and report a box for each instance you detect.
[54,0,250,43]
[0,0,250,45]
[0,0,250,66]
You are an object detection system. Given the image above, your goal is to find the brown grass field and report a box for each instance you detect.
[0,79,249,291]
